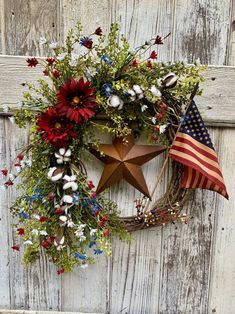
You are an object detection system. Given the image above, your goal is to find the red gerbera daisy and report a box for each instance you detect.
[36,107,78,148]
[56,78,98,123]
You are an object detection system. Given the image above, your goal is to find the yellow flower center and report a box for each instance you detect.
[73,96,80,104]
[54,122,62,129]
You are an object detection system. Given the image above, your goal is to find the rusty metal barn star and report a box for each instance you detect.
[89,134,166,198]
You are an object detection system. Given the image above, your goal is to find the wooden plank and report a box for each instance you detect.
[1,0,60,56]
[0,311,103,314]
[61,141,110,313]
[1,120,61,310]
[208,128,235,313]
[0,118,11,308]
[173,0,232,65]
[0,56,235,126]
[60,0,111,40]
[158,128,220,313]
[109,136,166,313]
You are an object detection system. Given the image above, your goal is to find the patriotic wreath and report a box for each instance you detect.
[1,23,227,274]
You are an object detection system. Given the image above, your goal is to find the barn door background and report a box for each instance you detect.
[0,1,235,313]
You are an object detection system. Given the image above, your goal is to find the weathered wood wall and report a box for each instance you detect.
[0,1,235,313]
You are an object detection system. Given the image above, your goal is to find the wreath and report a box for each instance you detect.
[1,22,211,274]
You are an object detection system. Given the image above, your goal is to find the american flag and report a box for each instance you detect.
[169,100,228,199]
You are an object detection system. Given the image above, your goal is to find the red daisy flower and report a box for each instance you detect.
[26,57,38,67]
[36,107,78,148]
[150,50,158,59]
[94,27,103,36]
[56,78,98,123]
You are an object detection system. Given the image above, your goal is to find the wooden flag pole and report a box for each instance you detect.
[143,83,199,214]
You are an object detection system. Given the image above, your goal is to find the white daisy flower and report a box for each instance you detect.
[63,175,78,191]
[48,167,64,182]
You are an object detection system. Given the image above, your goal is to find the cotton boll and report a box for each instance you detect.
[133,85,142,94]
[63,195,73,204]
[150,86,162,97]
[108,95,122,108]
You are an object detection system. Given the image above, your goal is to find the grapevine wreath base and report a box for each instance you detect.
[1,22,205,273]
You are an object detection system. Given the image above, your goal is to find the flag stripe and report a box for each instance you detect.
[170,149,225,184]
[169,101,228,199]
[170,150,227,192]
[176,132,218,158]
[172,142,223,176]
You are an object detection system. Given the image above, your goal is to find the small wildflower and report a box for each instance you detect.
[1,169,8,176]
[80,36,93,49]
[131,59,138,67]
[94,249,103,255]
[4,179,14,186]
[102,83,113,96]
[52,70,60,78]
[26,57,38,67]
[12,244,20,251]
[150,50,158,59]
[57,268,65,275]
[46,57,55,64]
[155,35,163,45]
[146,60,153,68]
[94,27,103,36]
[43,69,49,76]
[87,180,95,190]
[17,228,25,236]
[74,252,87,260]
[18,211,29,219]
[101,55,112,64]
[54,206,65,215]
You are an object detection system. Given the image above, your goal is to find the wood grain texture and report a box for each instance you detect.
[0,118,11,308]
[61,145,110,313]
[0,120,61,311]
[158,128,220,314]
[208,128,235,313]
[1,56,235,126]
[173,0,232,65]
[1,0,60,56]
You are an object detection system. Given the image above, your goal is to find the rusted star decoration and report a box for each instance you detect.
[89,134,166,198]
